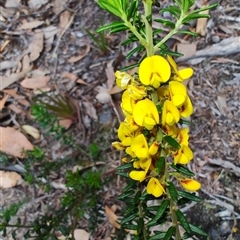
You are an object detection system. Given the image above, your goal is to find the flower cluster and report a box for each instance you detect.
[113,55,201,198]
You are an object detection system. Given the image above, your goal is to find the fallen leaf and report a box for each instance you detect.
[108,85,122,95]
[22,125,40,139]
[1,60,18,70]
[3,89,30,107]
[59,119,72,129]
[0,39,11,52]
[83,101,98,120]
[0,171,22,188]
[105,205,121,229]
[196,7,209,36]
[0,6,16,18]
[43,26,59,51]
[22,55,30,71]
[58,10,71,34]
[96,86,111,103]
[0,94,9,110]
[74,229,90,240]
[176,43,196,60]
[62,72,78,81]
[28,30,44,62]
[5,0,20,8]
[215,95,227,116]
[1,66,33,90]
[18,20,44,30]
[76,78,89,85]
[7,104,22,114]
[28,68,49,77]
[68,44,90,63]
[0,127,34,158]
[53,0,67,15]
[20,75,50,89]
[28,0,48,9]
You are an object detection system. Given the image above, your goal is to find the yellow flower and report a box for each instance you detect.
[117,122,134,146]
[179,178,201,191]
[131,134,149,159]
[174,145,193,165]
[128,84,147,100]
[115,71,132,89]
[133,99,159,130]
[169,81,187,107]
[129,170,146,182]
[177,128,189,146]
[112,141,125,150]
[139,55,171,88]
[179,96,194,118]
[157,86,170,100]
[167,55,194,81]
[149,142,160,155]
[162,100,180,126]
[121,90,136,116]
[146,177,166,197]
[124,116,139,132]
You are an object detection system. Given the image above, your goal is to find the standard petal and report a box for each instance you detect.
[129,170,146,182]
[180,179,201,191]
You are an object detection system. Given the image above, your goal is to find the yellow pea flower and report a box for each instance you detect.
[127,84,147,100]
[133,99,159,130]
[112,141,125,150]
[117,122,134,146]
[162,100,180,126]
[146,177,166,197]
[129,170,146,182]
[121,90,136,116]
[149,142,160,155]
[167,55,194,81]
[169,81,187,107]
[115,71,132,89]
[139,55,171,88]
[179,178,201,191]
[179,96,194,118]
[124,116,139,132]
[157,86,170,100]
[177,128,189,146]
[174,145,193,165]
[131,134,149,159]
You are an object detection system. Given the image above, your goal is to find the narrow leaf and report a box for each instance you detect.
[163,226,175,240]
[189,223,208,236]
[177,190,202,202]
[96,21,125,33]
[176,209,191,234]
[167,182,178,202]
[149,232,166,240]
[164,135,181,149]
[171,164,195,177]
[117,162,133,170]
[121,213,138,225]
[156,157,165,174]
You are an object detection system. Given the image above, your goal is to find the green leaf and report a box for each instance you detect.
[127,0,138,20]
[137,217,144,233]
[182,0,190,13]
[179,118,192,125]
[163,226,175,240]
[164,135,181,149]
[123,224,138,230]
[190,3,218,15]
[98,1,122,17]
[120,62,140,71]
[160,6,180,19]
[167,182,178,202]
[118,189,135,200]
[96,21,125,33]
[123,179,136,192]
[156,157,165,174]
[177,30,199,37]
[149,232,166,240]
[177,190,202,202]
[117,162,133,170]
[182,13,210,23]
[189,223,208,237]
[176,209,191,234]
[147,199,169,226]
[134,190,141,203]
[121,213,138,225]
[153,29,163,36]
[171,164,195,177]
[126,45,144,59]
[110,25,129,34]
[154,18,175,29]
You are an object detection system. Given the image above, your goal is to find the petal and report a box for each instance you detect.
[182,145,193,160]
[178,68,194,80]
[112,141,125,150]
[180,179,201,191]
[139,55,171,87]
[169,81,187,107]
[179,96,194,118]
[136,148,149,159]
[149,142,159,155]
[146,177,165,197]
[129,170,146,182]
[167,55,178,73]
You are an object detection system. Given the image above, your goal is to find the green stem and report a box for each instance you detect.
[143,0,154,56]
[165,163,181,240]
[153,13,184,53]
[139,201,148,240]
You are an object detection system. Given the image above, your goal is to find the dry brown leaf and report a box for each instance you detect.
[7,104,22,114]
[0,127,34,158]
[5,0,20,7]
[0,171,22,188]
[1,60,18,70]
[215,95,227,116]
[105,205,121,229]
[22,55,30,71]
[1,65,33,90]
[20,76,50,89]
[28,30,44,62]
[108,85,122,95]
[73,229,90,240]
[83,101,98,120]
[0,94,9,110]
[29,68,49,77]
[43,26,59,52]
[59,119,72,129]
[53,0,67,15]
[196,8,209,36]
[58,10,71,33]
[18,20,44,30]
[28,0,48,9]
[68,44,90,63]
[176,43,196,59]
[76,78,88,85]
[3,89,30,107]
[106,60,115,90]
[62,72,78,81]
[22,125,40,139]
[0,39,10,52]
[0,6,16,18]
